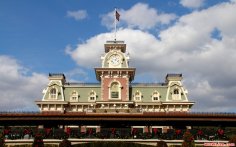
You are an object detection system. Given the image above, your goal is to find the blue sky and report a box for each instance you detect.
[0,0,186,75]
[1,0,236,112]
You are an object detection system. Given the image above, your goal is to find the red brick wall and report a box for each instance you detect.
[102,77,128,101]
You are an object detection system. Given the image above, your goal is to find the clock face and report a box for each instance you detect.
[110,54,121,66]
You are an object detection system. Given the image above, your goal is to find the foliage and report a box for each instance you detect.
[32,133,44,147]
[59,139,72,147]
[53,129,68,139]
[156,140,168,147]
[73,142,154,147]
[0,133,4,147]
[0,126,233,141]
[229,135,236,145]
[182,130,195,147]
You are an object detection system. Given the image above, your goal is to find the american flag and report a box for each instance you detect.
[115,10,120,21]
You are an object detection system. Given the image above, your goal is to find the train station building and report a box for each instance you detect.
[35,40,195,132]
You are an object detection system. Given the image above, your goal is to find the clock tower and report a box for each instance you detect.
[95,40,135,101]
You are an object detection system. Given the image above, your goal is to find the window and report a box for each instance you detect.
[172,88,181,100]
[90,96,95,101]
[71,97,77,101]
[152,91,160,101]
[134,91,142,101]
[111,92,119,98]
[174,89,179,94]
[153,96,159,101]
[50,88,57,99]
[89,91,96,101]
[70,91,78,101]
[110,82,120,99]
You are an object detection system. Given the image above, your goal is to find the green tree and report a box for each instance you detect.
[229,135,236,145]
[182,130,195,147]
[59,139,72,147]
[32,133,44,147]
[0,133,4,147]
[157,140,168,147]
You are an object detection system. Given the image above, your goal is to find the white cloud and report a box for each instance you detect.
[65,68,89,82]
[67,1,236,112]
[0,55,48,111]
[67,10,88,21]
[101,3,177,30]
[180,0,205,9]
[65,34,110,68]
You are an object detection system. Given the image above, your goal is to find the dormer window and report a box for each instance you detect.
[172,88,181,100]
[89,90,96,101]
[174,89,179,94]
[70,91,78,102]
[90,96,95,101]
[49,88,57,99]
[152,91,160,101]
[134,91,142,101]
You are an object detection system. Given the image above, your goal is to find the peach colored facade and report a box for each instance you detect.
[102,77,129,101]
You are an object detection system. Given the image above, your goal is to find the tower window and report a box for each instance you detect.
[172,88,181,100]
[110,82,120,99]
[174,89,179,94]
[111,92,119,98]
[50,88,57,99]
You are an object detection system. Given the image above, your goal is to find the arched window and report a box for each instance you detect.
[70,91,78,101]
[110,82,120,99]
[172,88,181,100]
[152,91,160,101]
[174,89,179,94]
[134,91,142,101]
[50,88,57,99]
[89,90,96,101]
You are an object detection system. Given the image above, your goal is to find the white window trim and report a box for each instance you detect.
[88,90,96,102]
[172,87,181,100]
[152,91,160,102]
[108,80,121,100]
[134,90,142,101]
[49,87,58,100]
[70,90,79,102]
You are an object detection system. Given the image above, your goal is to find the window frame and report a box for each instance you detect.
[70,91,79,102]
[134,91,142,101]
[88,90,97,102]
[109,81,121,100]
[152,91,160,102]
[172,87,181,100]
[49,87,57,99]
